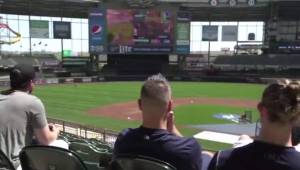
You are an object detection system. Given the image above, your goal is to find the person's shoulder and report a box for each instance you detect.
[117,128,137,140]
[13,91,40,101]
[164,136,202,155]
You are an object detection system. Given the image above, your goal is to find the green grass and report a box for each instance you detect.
[32,82,265,151]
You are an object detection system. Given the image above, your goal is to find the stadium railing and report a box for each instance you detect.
[48,118,118,145]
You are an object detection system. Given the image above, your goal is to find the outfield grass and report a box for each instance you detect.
[33,82,265,151]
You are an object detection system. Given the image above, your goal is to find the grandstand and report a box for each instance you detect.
[0,0,300,170]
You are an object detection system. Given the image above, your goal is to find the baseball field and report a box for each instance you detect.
[34,82,265,151]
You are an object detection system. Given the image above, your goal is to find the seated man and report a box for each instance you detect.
[0,64,60,168]
[113,74,202,170]
[208,80,300,170]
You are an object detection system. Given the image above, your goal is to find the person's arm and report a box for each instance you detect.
[30,98,59,145]
[207,152,218,170]
[34,124,59,145]
[34,123,59,145]
[167,111,183,137]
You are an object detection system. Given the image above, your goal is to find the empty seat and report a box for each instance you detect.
[69,142,112,167]
[19,146,87,170]
[111,154,177,170]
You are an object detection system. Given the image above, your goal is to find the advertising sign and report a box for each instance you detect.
[30,20,49,38]
[222,26,238,41]
[89,8,106,54]
[53,21,71,39]
[176,12,190,54]
[107,9,174,54]
[202,26,218,41]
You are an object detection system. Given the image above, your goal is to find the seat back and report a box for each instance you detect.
[69,142,112,167]
[19,146,87,170]
[0,150,15,170]
[111,155,176,170]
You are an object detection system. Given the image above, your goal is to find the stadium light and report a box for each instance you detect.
[247,0,256,6]
[228,0,237,7]
[209,0,218,6]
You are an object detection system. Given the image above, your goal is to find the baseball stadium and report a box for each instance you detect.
[0,0,300,170]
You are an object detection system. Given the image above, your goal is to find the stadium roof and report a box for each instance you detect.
[0,0,299,20]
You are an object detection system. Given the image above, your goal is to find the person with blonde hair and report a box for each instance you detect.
[113,74,202,170]
[208,80,300,170]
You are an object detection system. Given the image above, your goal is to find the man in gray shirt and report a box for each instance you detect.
[0,64,59,168]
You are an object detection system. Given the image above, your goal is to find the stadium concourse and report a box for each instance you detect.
[1,0,300,170]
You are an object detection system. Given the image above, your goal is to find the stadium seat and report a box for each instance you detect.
[0,149,15,170]
[69,142,112,167]
[19,145,87,170]
[111,154,177,170]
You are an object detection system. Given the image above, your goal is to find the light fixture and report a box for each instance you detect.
[228,0,237,7]
[209,0,218,7]
[247,0,256,6]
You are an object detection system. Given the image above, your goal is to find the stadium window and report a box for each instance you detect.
[62,18,72,22]
[7,19,19,35]
[19,20,30,38]
[6,14,18,20]
[71,22,82,39]
[51,17,62,22]
[81,23,89,40]
[30,16,41,20]
[19,38,30,52]
[40,16,51,21]
[81,19,88,24]
[72,40,82,56]
[18,15,29,21]
[82,40,89,56]
[72,18,82,23]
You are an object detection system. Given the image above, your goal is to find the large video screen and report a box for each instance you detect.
[107,9,174,54]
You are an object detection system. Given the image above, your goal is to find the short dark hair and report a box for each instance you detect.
[10,64,35,90]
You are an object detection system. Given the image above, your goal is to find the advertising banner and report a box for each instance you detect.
[107,9,174,54]
[222,26,238,41]
[176,12,190,54]
[30,20,49,38]
[202,26,218,41]
[89,8,106,54]
[53,22,71,39]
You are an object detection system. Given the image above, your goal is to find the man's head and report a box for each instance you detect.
[10,64,35,92]
[258,80,300,126]
[139,74,172,119]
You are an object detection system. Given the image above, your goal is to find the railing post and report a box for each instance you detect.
[103,129,106,142]
[62,121,65,132]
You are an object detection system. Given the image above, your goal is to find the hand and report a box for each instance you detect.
[167,111,183,137]
[49,123,60,136]
[167,111,175,132]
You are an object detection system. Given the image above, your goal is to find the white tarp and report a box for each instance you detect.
[194,131,240,144]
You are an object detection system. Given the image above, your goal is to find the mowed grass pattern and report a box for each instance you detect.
[33,82,265,150]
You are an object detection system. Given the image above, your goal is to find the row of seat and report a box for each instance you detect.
[0,146,176,170]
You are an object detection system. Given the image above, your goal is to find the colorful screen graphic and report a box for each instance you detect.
[107,9,174,54]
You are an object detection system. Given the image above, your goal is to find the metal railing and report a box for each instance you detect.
[47,118,119,145]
